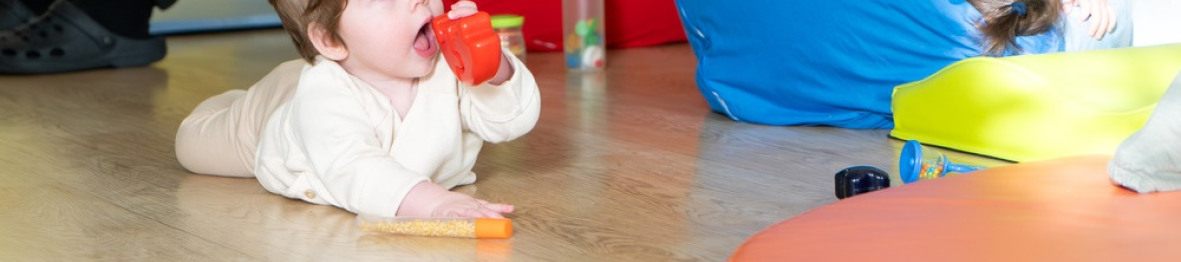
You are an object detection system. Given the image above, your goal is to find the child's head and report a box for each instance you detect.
[969,0,1062,56]
[268,0,445,79]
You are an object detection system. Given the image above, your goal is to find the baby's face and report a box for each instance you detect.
[336,0,444,81]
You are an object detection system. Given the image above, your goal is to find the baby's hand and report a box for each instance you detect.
[446,0,479,20]
[1063,0,1116,40]
[431,191,515,218]
[398,181,513,218]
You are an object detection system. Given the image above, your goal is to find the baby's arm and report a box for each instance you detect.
[457,53,540,143]
[446,1,541,143]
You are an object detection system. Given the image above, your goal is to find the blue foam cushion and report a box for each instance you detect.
[675,0,1062,128]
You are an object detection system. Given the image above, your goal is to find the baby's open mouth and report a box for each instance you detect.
[413,21,437,58]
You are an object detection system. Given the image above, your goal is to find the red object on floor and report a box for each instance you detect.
[731,155,1181,261]
[442,0,687,51]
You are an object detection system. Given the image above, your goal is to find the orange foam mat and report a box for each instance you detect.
[731,155,1181,261]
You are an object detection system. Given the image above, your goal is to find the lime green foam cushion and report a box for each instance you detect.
[891,44,1181,162]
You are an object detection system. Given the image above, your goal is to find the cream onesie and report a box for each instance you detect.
[253,55,539,217]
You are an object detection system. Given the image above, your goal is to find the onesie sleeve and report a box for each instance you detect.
[458,51,542,143]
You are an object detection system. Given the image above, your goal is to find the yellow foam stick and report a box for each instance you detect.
[359,217,513,239]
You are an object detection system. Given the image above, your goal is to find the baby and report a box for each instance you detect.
[175,0,539,218]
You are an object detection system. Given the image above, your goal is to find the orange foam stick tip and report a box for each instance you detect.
[475,218,512,239]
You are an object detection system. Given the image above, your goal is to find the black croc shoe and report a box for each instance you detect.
[0,1,166,74]
[0,0,36,29]
[154,0,176,9]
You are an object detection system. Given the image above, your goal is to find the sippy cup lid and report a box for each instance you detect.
[490,15,524,29]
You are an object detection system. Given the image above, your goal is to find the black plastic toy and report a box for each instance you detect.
[834,166,891,199]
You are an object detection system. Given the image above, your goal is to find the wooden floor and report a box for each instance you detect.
[0,30,1009,261]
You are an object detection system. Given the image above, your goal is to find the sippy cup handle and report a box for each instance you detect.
[431,12,503,86]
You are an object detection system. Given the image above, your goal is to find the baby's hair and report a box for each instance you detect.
[268,0,348,62]
[969,0,1062,56]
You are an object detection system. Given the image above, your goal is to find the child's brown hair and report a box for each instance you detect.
[969,0,1062,56]
[268,0,347,62]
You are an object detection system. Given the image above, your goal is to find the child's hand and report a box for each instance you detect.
[430,192,515,218]
[398,181,514,218]
[1063,0,1116,40]
[446,0,479,20]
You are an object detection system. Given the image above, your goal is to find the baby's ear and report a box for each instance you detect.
[307,22,349,61]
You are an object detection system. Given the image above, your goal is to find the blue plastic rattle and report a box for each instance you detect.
[899,140,983,184]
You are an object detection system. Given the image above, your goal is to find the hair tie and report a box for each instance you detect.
[1011,1,1028,16]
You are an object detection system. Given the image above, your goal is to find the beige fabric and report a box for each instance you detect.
[175,59,304,177]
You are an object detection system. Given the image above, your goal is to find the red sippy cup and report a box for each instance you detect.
[431,12,502,86]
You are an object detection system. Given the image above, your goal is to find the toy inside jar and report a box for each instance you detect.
[562,0,605,71]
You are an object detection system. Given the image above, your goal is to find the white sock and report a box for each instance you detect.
[1109,71,1181,193]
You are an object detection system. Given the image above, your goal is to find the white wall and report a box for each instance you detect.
[149,0,279,35]
[1133,0,1181,46]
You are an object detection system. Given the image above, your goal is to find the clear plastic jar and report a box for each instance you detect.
[491,15,526,62]
[562,0,605,71]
